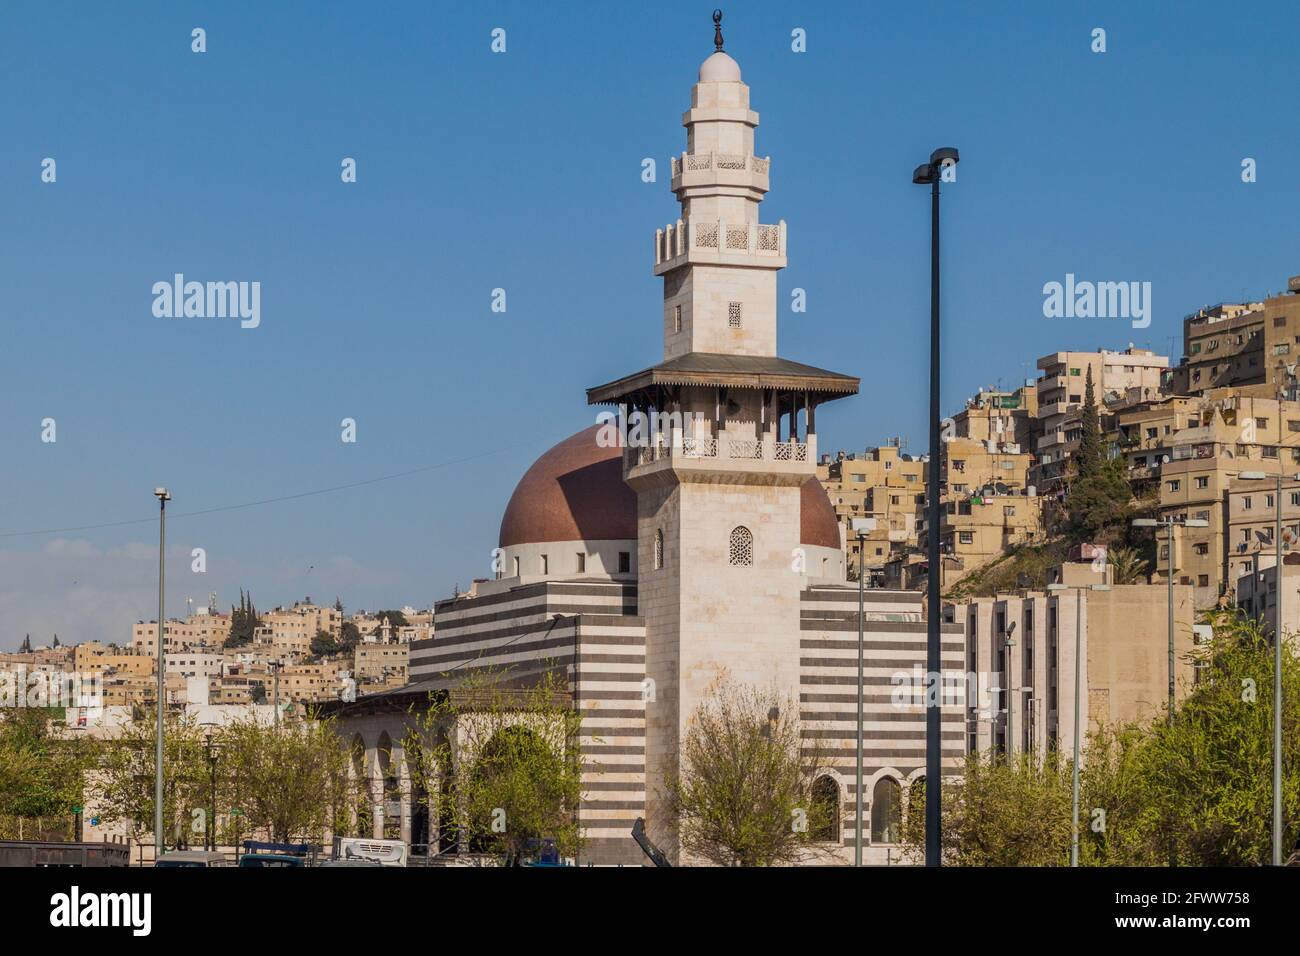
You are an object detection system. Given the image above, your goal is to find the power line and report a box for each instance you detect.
[0,444,522,539]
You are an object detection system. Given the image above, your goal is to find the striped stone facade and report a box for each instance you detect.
[379,578,964,866]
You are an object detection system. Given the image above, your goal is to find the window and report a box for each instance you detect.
[618,551,631,574]
[1069,368,1081,376]
[729,526,753,566]
[1264,446,1280,459]
[674,304,682,333]
[512,556,521,577]
[959,531,974,544]
[1004,506,1016,516]
[1198,574,1210,587]
[871,777,901,844]
[1243,497,1253,510]
[1167,480,1181,492]
[1194,476,1208,489]
[576,552,586,573]
[653,529,664,570]
[810,776,839,842]
[540,554,548,574]
[728,301,743,328]
[1194,543,1209,556]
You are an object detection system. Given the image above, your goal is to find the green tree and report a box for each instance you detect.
[1106,545,1149,585]
[902,751,1074,866]
[226,590,261,648]
[338,621,362,651]
[403,670,584,864]
[665,678,834,866]
[0,708,90,840]
[310,629,341,658]
[220,716,353,844]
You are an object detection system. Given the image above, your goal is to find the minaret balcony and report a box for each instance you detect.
[622,427,815,484]
[653,217,786,274]
[670,151,770,194]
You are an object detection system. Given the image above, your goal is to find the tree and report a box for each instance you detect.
[1106,545,1149,585]
[19,635,31,654]
[1076,366,1103,479]
[226,590,261,648]
[220,716,353,844]
[403,670,584,864]
[1064,367,1135,542]
[311,629,341,658]
[338,622,362,651]
[901,751,1073,866]
[90,709,210,849]
[665,678,834,866]
[0,708,90,840]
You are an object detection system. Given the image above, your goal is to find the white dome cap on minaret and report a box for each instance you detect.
[699,51,741,82]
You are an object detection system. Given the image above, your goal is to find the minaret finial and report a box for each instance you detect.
[712,9,724,52]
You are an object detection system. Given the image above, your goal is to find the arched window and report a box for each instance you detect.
[729,526,753,567]
[810,775,840,843]
[654,529,664,570]
[871,776,901,844]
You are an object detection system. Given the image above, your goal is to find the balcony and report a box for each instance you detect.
[670,151,770,194]
[654,217,787,274]
[623,428,814,482]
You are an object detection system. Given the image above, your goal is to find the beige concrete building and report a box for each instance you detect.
[354,643,409,683]
[954,572,1195,761]
[1235,551,1300,643]
[817,443,924,581]
[952,383,1039,449]
[1032,346,1169,493]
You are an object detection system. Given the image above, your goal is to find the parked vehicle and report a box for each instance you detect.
[0,841,130,868]
[332,837,407,867]
[155,850,229,868]
[237,840,313,867]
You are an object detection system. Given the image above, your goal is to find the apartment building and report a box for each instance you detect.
[1033,346,1169,492]
[1170,285,1300,398]
[1235,550,1300,642]
[1154,391,1300,606]
[353,642,409,683]
[953,573,1195,761]
[132,611,230,656]
[817,443,926,579]
[952,383,1039,449]
[1225,476,1300,591]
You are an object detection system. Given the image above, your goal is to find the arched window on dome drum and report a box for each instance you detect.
[654,529,664,570]
[871,776,901,844]
[810,775,840,843]
[729,526,753,567]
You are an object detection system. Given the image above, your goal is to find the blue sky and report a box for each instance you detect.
[1,1,1297,647]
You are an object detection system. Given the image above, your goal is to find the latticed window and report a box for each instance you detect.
[654,529,664,570]
[674,304,682,333]
[728,301,743,328]
[729,526,753,566]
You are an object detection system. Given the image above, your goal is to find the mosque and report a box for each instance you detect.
[335,15,965,866]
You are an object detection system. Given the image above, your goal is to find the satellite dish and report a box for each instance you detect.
[994,482,1009,495]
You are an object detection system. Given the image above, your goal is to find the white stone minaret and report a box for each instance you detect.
[654,34,786,360]
[587,12,857,863]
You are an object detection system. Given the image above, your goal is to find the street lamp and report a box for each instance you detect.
[851,516,877,866]
[153,486,171,860]
[1049,581,1109,866]
[1002,621,1016,761]
[199,721,220,852]
[1235,470,1299,866]
[913,145,959,868]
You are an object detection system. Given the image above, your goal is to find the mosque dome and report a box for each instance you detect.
[499,425,841,552]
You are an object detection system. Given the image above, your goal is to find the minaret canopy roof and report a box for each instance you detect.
[586,351,859,406]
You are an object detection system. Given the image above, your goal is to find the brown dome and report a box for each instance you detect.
[498,426,843,552]
[499,425,637,548]
[800,477,842,549]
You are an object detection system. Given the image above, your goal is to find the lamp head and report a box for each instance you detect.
[930,146,960,168]
[153,487,171,501]
[912,162,937,185]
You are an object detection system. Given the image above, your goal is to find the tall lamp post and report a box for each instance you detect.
[153,486,171,859]
[1133,513,1206,867]
[851,517,876,865]
[1236,470,1298,865]
[913,145,959,867]
[1049,581,1109,866]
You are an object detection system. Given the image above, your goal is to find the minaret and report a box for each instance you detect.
[655,11,784,360]
[587,11,859,862]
